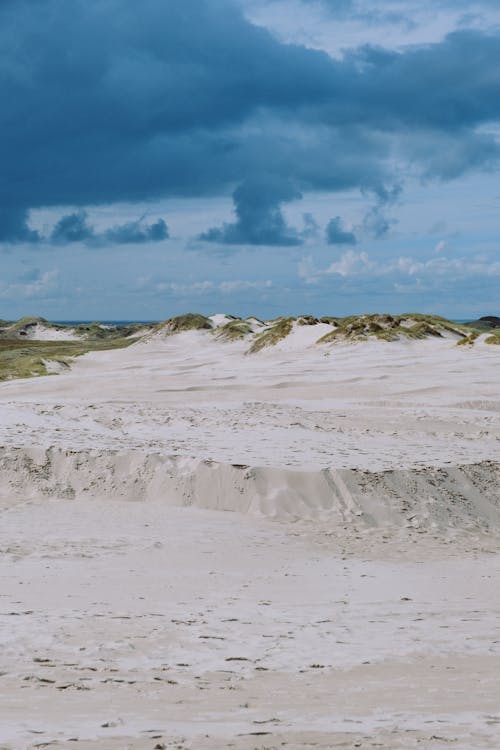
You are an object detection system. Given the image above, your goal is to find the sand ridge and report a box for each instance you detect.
[1,446,500,533]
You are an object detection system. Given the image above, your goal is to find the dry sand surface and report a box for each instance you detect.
[0,330,499,470]
[1,329,500,748]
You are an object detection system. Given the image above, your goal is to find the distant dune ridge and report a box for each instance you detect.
[0,311,498,383]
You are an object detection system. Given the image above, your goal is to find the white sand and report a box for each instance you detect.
[0,330,498,470]
[0,328,499,748]
[208,313,234,328]
[2,498,500,749]
[23,323,81,341]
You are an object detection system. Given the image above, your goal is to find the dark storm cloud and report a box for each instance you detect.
[51,211,169,245]
[200,178,302,246]
[1,0,500,244]
[105,218,169,244]
[360,182,401,238]
[0,207,40,244]
[51,211,95,244]
[326,217,357,245]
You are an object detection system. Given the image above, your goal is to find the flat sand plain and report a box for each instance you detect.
[1,330,499,748]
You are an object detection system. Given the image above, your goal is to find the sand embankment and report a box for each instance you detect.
[1,446,499,532]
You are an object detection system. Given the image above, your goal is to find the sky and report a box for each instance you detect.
[1,0,499,320]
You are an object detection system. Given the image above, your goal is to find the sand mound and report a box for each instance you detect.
[143,312,474,354]
[1,446,499,531]
[317,313,468,344]
[23,323,81,341]
[0,317,82,342]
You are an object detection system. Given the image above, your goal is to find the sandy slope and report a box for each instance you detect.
[0,330,499,748]
[2,499,500,749]
[23,323,81,341]
[0,331,498,470]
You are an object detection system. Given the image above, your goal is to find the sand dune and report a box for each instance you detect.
[0,329,498,470]
[1,323,499,748]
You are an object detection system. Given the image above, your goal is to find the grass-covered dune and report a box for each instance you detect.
[160,313,213,333]
[244,313,481,352]
[150,311,496,352]
[0,316,150,341]
[0,337,138,381]
[214,319,253,341]
[317,313,471,344]
[0,311,496,382]
[0,317,152,381]
[0,316,60,339]
[248,317,295,353]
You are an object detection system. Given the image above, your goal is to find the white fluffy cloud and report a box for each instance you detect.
[300,250,500,285]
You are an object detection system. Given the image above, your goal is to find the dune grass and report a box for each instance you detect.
[456,331,480,346]
[248,317,294,353]
[485,331,500,345]
[214,319,253,341]
[0,316,54,338]
[317,313,469,344]
[297,315,319,326]
[0,337,136,382]
[0,317,151,341]
[0,310,491,381]
[163,313,212,333]
[72,322,147,339]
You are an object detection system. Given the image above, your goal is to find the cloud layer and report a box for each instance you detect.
[0,0,499,245]
[50,211,169,246]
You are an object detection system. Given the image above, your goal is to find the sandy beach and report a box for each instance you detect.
[1,326,500,748]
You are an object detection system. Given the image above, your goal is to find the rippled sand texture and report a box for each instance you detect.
[0,330,498,470]
[0,329,499,748]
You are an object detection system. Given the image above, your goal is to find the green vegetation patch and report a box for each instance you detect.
[317,313,468,344]
[163,313,213,333]
[214,319,253,341]
[0,317,150,342]
[297,315,319,326]
[248,317,294,353]
[404,313,470,335]
[0,316,53,339]
[485,331,500,345]
[73,322,148,340]
[456,331,480,346]
[0,337,136,382]
[319,316,339,326]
